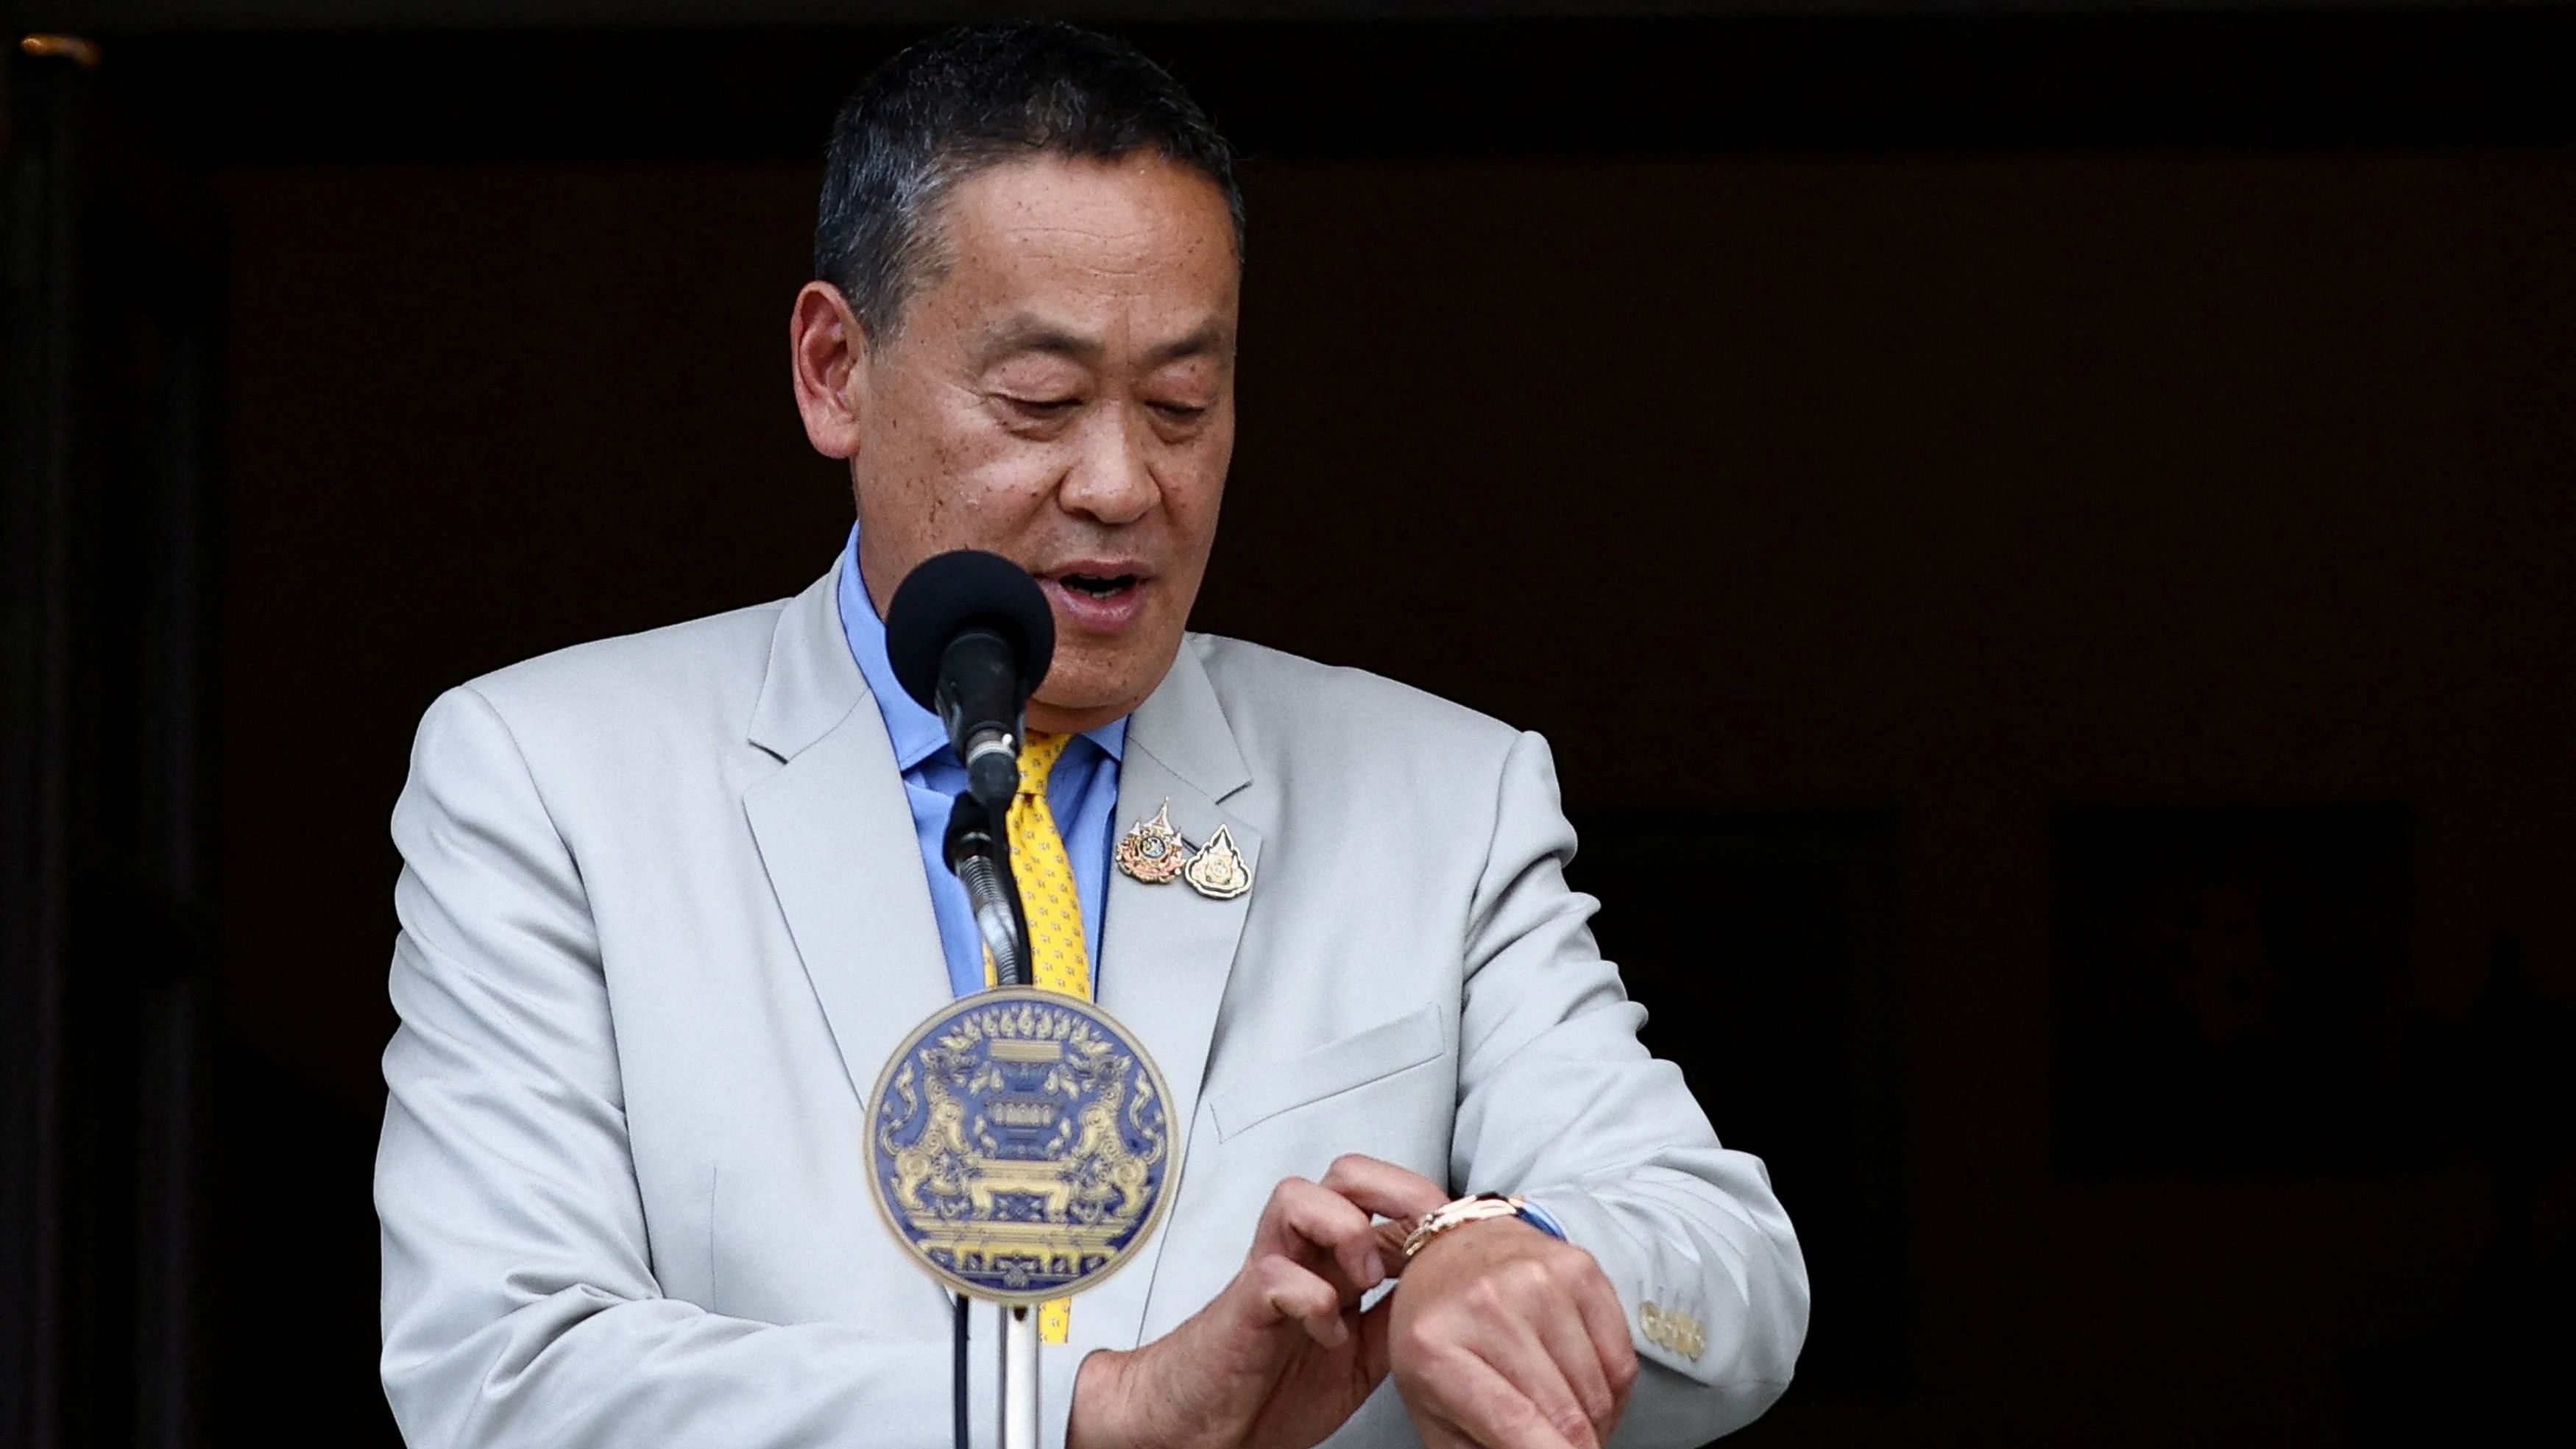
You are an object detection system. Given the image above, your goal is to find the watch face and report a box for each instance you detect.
[865,988,1179,1305]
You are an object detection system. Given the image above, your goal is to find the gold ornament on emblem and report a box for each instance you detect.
[1115,800,1192,884]
[1182,824,1253,901]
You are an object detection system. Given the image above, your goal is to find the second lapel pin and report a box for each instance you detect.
[1182,825,1253,901]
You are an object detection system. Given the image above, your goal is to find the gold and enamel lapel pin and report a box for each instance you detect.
[1114,799,1191,884]
[1115,799,1253,901]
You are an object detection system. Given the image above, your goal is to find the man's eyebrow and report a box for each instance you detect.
[1142,322,1228,366]
[979,317,1100,365]
[976,316,1229,368]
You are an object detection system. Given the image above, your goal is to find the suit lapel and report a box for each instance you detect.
[741,573,952,1112]
[1085,641,1259,1350]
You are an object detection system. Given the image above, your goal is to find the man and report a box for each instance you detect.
[377,22,1805,1449]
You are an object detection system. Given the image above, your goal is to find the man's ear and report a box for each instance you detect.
[790,281,871,461]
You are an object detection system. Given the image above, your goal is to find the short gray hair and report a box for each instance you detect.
[813,21,1245,344]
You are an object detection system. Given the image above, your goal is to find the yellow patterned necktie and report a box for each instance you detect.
[983,731,1089,1342]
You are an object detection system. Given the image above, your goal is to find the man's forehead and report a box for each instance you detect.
[938,164,1231,277]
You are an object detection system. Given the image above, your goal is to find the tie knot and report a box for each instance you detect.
[1017,731,1072,797]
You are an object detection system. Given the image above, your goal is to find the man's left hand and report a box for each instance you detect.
[1386,1187,1640,1449]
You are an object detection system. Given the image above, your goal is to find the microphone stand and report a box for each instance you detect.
[940,790,1041,1449]
[944,793,1031,989]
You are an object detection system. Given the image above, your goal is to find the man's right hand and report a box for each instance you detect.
[1068,1156,1450,1449]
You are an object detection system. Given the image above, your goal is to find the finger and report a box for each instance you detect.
[1463,1300,1604,1449]
[1373,1217,1417,1275]
[1412,1344,1582,1449]
[1256,1177,1387,1294]
[1322,1154,1451,1225]
[1412,1420,1480,1449]
[1404,1397,1487,1449]
[1280,1179,1393,1294]
[1565,1267,1640,1417]
[1524,1271,1619,1438]
[1251,1253,1351,1349]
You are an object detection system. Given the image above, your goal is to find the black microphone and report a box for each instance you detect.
[885,549,1056,821]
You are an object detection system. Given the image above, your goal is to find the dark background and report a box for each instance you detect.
[7,2,2575,1446]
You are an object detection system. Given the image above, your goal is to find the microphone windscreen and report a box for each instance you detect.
[884,549,1057,713]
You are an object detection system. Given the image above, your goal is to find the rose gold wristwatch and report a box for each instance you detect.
[1402,1191,1570,1258]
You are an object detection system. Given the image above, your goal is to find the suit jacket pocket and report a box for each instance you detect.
[1206,1004,1447,1143]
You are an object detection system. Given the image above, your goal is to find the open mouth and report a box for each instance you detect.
[1039,565,1152,631]
[1056,572,1139,599]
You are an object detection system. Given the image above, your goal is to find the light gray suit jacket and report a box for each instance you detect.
[377,570,1807,1449]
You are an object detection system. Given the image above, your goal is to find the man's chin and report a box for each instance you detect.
[1029,655,1171,734]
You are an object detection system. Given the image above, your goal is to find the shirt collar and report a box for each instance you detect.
[835,524,1127,771]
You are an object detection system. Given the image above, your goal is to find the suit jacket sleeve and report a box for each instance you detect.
[378,685,948,1448]
[1450,731,1809,1444]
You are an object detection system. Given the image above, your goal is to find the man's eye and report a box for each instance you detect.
[1151,402,1209,422]
[1004,396,1080,416]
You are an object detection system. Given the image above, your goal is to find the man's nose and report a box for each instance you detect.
[1055,407,1160,526]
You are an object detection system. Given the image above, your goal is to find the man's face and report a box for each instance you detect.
[806,152,1239,736]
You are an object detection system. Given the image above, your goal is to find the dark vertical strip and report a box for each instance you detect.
[0,44,82,1449]
[4,42,222,1448]
[129,266,216,1449]
[954,1292,972,1449]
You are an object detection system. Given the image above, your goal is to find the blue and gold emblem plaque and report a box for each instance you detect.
[866,988,1177,1305]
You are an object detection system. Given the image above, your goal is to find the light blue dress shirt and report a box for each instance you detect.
[835,526,1127,999]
